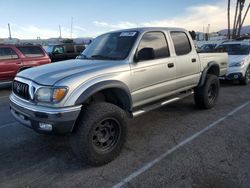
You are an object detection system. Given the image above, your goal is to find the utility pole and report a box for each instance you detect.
[8,23,12,40]
[59,25,62,39]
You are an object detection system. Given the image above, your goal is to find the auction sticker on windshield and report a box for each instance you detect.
[120,32,137,37]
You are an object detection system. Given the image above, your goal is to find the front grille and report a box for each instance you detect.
[13,81,30,100]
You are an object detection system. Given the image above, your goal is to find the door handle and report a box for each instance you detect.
[16,61,21,64]
[168,63,174,68]
[192,58,197,63]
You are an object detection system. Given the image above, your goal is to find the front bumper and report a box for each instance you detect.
[9,94,81,134]
[226,72,243,80]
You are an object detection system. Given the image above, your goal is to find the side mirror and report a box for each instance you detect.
[135,47,154,62]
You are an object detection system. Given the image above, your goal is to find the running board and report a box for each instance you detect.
[132,90,194,117]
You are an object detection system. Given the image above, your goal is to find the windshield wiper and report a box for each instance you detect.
[76,54,90,59]
[90,55,120,60]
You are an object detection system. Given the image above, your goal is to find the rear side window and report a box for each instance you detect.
[65,45,75,53]
[0,48,18,60]
[170,32,192,55]
[137,32,170,60]
[76,45,85,53]
[17,46,44,57]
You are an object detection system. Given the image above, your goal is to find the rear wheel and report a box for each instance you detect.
[240,66,250,85]
[70,102,127,166]
[194,74,220,109]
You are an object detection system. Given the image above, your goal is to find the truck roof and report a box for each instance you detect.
[0,43,41,47]
[105,27,187,34]
[221,40,250,45]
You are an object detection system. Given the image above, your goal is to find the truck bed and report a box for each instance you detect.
[198,53,228,76]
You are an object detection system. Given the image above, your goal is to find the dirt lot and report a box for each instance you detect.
[0,82,250,188]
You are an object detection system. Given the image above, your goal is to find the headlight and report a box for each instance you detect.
[229,60,245,67]
[35,87,68,103]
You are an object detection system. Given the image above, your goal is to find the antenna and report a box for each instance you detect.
[8,23,12,40]
[70,17,73,39]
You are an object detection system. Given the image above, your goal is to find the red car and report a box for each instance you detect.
[0,44,51,85]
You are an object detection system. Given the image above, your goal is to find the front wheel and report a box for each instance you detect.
[240,66,250,85]
[70,102,128,166]
[194,74,220,109]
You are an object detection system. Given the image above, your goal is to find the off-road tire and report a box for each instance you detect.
[194,74,220,109]
[70,102,128,166]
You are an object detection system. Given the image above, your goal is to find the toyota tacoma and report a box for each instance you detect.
[10,27,228,166]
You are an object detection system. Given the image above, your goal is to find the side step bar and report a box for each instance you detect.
[132,90,194,117]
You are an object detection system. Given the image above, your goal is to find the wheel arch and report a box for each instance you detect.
[198,62,220,87]
[75,80,133,113]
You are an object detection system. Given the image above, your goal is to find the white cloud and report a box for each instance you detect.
[1,1,250,39]
[73,26,86,32]
[94,0,250,33]
[93,21,137,30]
[0,24,88,39]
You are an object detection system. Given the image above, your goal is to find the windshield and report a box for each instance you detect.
[79,31,139,60]
[200,44,216,50]
[43,46,54,53]
[216,43,250,55]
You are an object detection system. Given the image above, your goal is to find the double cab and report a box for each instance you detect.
[10,27,228,166]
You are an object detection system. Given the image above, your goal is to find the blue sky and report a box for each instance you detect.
[0,0,249,39]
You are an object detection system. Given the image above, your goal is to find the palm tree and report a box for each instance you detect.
[228,0,231,39]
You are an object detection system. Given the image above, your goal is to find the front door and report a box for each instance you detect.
[130,31,176,107]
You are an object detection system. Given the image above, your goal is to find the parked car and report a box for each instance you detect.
[10,27,228,166]
[216,41,250,85]
[44,43,85,62]
[0,44,51,85]
[197,43,217,53]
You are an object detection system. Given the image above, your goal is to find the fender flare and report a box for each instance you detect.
[198,61,220,87]
[75,80,132,111]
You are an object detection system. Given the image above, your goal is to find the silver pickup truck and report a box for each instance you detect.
[10,27,228,166]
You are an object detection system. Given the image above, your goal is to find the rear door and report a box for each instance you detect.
[130,31,176,107]
[170,31,201,89]
[0,47,22,81]
[65,44,79,59]
[17,46,49,66]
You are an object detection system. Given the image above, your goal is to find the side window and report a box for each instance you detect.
[65,45,75,53]
[0,48,18,60]
[137,32,170,61]
[76,45,85,53]
[17,46,44,57]
[53,46,64,54]
[170,32,192,56]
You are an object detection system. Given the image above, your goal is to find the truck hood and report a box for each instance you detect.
[17,59,119,85]
[228,55,248,65]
